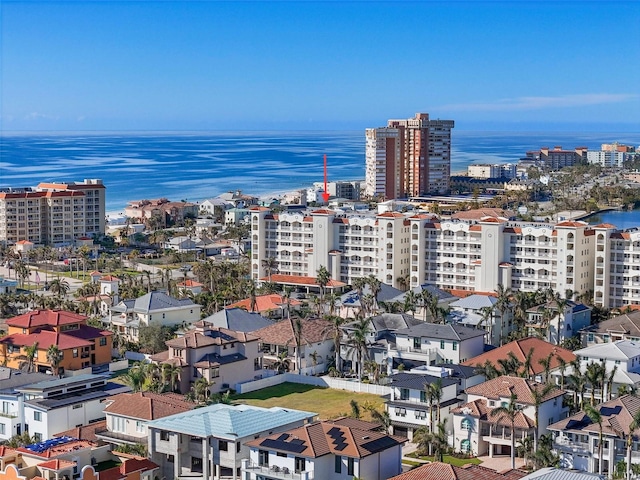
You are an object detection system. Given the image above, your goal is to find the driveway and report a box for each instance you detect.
[477,455,526,471]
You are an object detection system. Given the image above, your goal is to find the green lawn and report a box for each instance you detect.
[232,382,386,420]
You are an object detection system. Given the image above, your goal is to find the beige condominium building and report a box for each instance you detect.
[365,113,454,199]
[0,179,105,246]
[250,207,624,305]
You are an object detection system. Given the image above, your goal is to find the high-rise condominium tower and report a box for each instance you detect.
[365,113,454,199]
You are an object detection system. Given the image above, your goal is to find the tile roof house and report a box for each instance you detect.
[462,337,577,380]
[150,322,262,394]
[581,310,640,346]
[201,308,275,332]
[451,376,567,457]
[147,404,316,480]
[519,468,604,480]
[242,420,406,480]
[389,323,486,374]
[0,310,113,374]
[548,394,640,477]
[226,294,302,318]
[108,291,201,343]
[253,318,335,375]
[95,392,195,447]
[388,462,526,480]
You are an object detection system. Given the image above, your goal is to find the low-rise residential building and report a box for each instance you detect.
[581,310,640,346]
[124,198,198,228]
[150,322,262,394]
[96,392,195,447]
[0,310,113,373]
[147,404,316,480]
[451,376,566,457]
[18,374,130,442]
[549,394,640,476]
[462,337,577,381]
[254,318,334,375]
[242,419,405,480]
[389,462,527,480]
[108,291,201,343]
[201,308,275,333]
[0,368,51,441]
[448,294,514,346]
[386,369,460,440]
[226,294,301,319]
[388,323,486,373]
[526,300,591,345]
[338,283,404,319]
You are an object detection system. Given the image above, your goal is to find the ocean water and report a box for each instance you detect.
[1,130,639,213]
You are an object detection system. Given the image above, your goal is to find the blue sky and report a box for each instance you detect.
[1,1,639,131]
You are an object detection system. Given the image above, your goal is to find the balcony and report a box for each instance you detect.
[0,411,18,419]
[243,462,313,480]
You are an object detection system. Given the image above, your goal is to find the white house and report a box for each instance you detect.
[147,404,316,480]
[108,291,201,342]
[0,368,51,441]
[451,376,567,457]
[526,300,591,345]
[581,310,640,347]
[448,294,515,346]
[18,374,131,441]
[242,419,405,480]
[388,323,486,374]
[386,368,460,440]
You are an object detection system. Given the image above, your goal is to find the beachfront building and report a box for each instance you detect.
[0,179,106,246]
[147,404,316,480]
[467,164,517,179]
[250,207,612,305]
[525,146,588,170]
[364,113,455,199]
[581,310,640,346]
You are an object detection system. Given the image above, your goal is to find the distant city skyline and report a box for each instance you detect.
[1,1,639,132]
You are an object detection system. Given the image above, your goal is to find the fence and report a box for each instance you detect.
[235,373,390,396]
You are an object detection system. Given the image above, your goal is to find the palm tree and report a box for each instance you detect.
[49,278,70,298]
[626,405,640,480]
[46,345,63,376]
[273,350,291,374]
[290,317,304,373]
[584,404,604,476]
[475,359,500,380]
[368,408,391,433]
[24,342,39,373]
[585,362,605,406]
[413,419,449,462]
[517,435,535,470]
[366,275,382,312]
[490,391,522,469]
[122,363,146,392]
[568,369,588,412]
[557,355,568,390]
[316,266,331,302]
[193,377,215,404]
[346,318,371,380]
[494,284,512,346]
[323,315,346,373]
[537,352,554,384]
[606,364,618,401]
[261,257,278,283]
[531,382,557,451]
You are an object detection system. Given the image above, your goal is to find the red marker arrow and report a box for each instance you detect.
[322,154,330,203]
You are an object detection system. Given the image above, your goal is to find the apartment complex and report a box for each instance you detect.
[364,113,454,199]
[0,179,106,246]
[525,146,588,170]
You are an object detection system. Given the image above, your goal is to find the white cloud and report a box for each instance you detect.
[24,112,60,121]
[439,93,639,112]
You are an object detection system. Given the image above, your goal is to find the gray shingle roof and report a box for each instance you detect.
[394,322,486,341]
[0,368,52,393]
[340,283,404,307]
[434,363,480,379]
[389,372,458,390]
[133,291,196,313]
[203,308,275,332]
[369,313,423,332]
[451,294,498,310]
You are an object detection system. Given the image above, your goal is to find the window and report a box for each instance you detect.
[34,411,42,422]
[440,340,445,349]
[73,349,78,358]
[72,404,83,409]
[113,416,126,433]
[335,455,342,473]
[461,418,472,430]
[347,457,354,475]
[0,424,5,435]
[135,421,144,433]
[420,390,427,403]
[211,367,220,378]
[100,337,107,346]
[452,342,457,351]
[259,450,269,467]
[413,337,421,349]
[400,388,409,400]
[237,442,241,453]
[160,431,170,441]
[295,457,305,473]
[191,457,202,473]
[2,402,10,414]
[219,440,228,451]
[461,439,471,453]
[167,455,174,463]
[34,433,42,442]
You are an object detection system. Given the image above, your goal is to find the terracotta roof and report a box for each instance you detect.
[549,394,640,439]
[54,420,107,442]
[16,440,94,458]
[6,310,87,328]
[389,462,526,480]
[37,459,76,470]
[593,223,617,229]
[0,446,18,456]
[103,392,195,420]
[555,220,588,228]
[100,275,120,282]
[253,318,335,347]
[463,375,565,405]
[462,337,576,376]
[177,279,204,287]
[451,208,514,221]
[259,274,347,288]
[227,293,302,314]
[377,212,405,218]
[165,327,258,349]
[119,457,158,475]
[0,330,94,350]
[246,421,405,458]
[310,209,334,215]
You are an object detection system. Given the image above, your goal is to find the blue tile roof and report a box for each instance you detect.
[147,404,317,440]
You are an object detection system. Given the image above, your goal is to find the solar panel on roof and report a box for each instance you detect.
[261,438,306,454]
[290,439,304,445]
[334,442,347,451]
[276,433,289,441]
